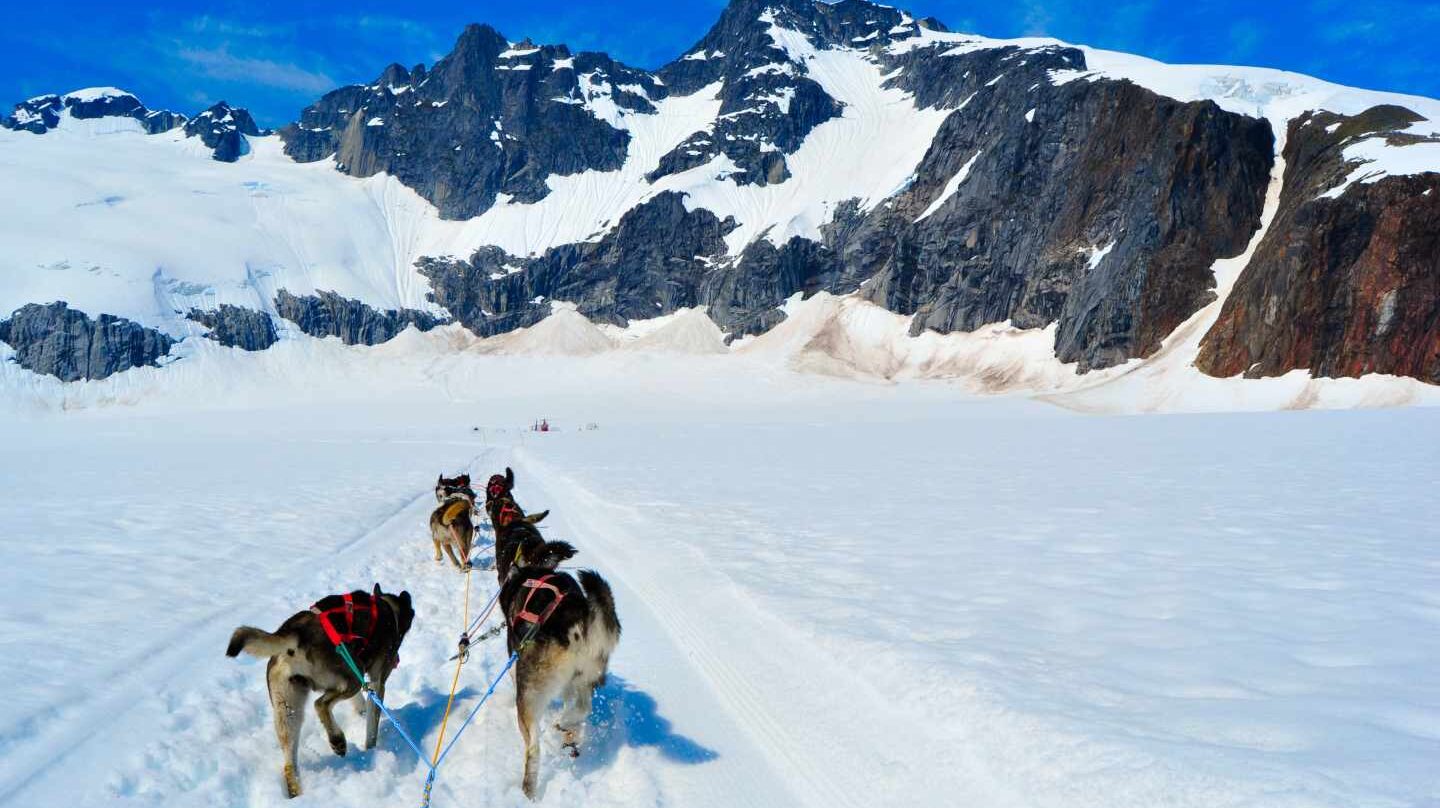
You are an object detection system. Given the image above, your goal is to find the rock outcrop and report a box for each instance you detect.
[852,45,1275,370]
[183,102,264,162]
[278,27,661,219]
[0,302,175,381]
[187,305,278,351]
[273,290,445,345]
[1198,106,1440,383]
[419,192,736,335]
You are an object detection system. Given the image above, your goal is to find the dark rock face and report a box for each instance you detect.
[184,102,264,162]
[851,45,1275,370]
[1198,107,1440,383]
[187,305,279,351]
[419,192,736,335]
[647,0,941,188]
[2,90,185,134]
[279,27,661,219]
[0,302,176,381]
[413,6,1274,369]
[273,290,446,345]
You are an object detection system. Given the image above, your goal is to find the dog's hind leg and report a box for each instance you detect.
[460,529,474,568]
[314,690,349,757]
[443,544,465,570]
[556,673,597,757]
[515,662,549,799]
[432,535,443,563]
[266,661,307,799]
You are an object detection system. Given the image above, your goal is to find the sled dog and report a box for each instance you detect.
[431,488,478,571]
[226,585,415,799]
[501,567,620,798]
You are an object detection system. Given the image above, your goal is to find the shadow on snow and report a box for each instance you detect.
[577,674,718,771]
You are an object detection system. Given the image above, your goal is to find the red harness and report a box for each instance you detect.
[311,592,380,653]
[495,500,523,528]
[510,575,566,630]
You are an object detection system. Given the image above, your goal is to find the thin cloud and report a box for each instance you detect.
[175,46,335,94]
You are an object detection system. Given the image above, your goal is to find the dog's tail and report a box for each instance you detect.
[578,569,621,642]
[226,626,295,659]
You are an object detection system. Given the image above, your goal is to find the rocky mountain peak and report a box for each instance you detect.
[183,101,264,162]
[2,88,185,135]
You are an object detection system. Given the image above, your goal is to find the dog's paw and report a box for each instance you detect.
[283,764,302,798]
[563,741,580,758]
[328,734,348,757]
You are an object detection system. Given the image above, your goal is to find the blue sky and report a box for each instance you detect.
[4,1,1438,127]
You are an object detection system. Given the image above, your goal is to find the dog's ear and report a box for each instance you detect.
[400,590,412,607]
[373,583,382,598]
[524,509,549,525]
[437,474,443,484]
[458,474,470,485]
[505,467,514,488]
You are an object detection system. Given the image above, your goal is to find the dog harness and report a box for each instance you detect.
[510,575,566,630]
[311,591,380,654]
[495,500,523,528]
[487,474,510,500]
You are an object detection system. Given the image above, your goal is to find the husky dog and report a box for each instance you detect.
[483,467,516,513]
[493,514,565,584]
[226,585,415,799]
[501,567,620,798]
[431,488,477,571]
[483,468,548,527]
[435,473,475,503]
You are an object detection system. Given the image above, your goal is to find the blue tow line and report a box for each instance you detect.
[354,540,522,808]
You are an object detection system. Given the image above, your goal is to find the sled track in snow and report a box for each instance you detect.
[513,448,1020,808]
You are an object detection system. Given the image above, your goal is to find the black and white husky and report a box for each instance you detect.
[500,564,620,798]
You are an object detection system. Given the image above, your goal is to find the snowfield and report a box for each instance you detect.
[0,359,1438,808]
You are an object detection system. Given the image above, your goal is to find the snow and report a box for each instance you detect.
[476,307,615,356]
[1024,107,1036,122]
[0,129,451,334]
[1085,239,1116,270]
[499,45,541,58]
[1321,136,1440,199]
[1,356,1438,807]
[552,58,575,71]
[663,14,953,253]
[744,63,795,79]
[597,307,729,353]
[366,116,384,126]
[61,86,131,102]
[915,150,982,222]
[755,87,796,114]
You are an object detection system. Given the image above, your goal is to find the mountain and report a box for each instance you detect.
[3,87,186,135]
[1,0,1437,399]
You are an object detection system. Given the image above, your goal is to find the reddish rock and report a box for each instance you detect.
[1199,107,1440,383]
